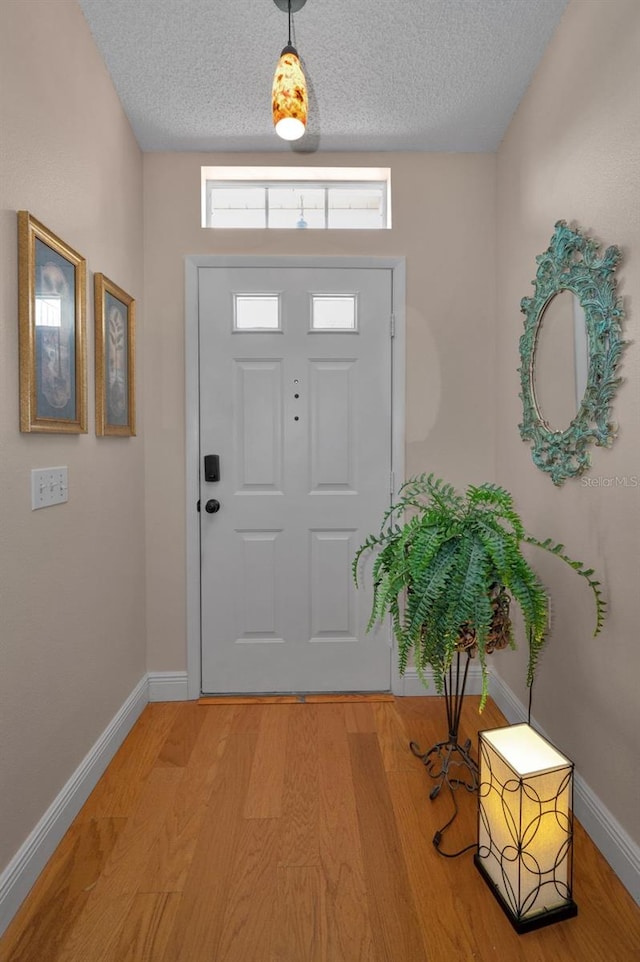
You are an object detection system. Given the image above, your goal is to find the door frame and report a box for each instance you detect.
[184,255,406,699]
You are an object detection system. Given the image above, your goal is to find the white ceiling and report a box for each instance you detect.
[78,0,569,153]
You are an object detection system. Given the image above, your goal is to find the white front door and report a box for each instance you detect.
[198,264,393,694]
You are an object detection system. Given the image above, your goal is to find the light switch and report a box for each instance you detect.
[31,467,68,510]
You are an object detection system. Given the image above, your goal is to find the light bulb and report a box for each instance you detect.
[275,117,305,141]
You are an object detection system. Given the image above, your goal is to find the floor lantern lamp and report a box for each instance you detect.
[475,723,577,934]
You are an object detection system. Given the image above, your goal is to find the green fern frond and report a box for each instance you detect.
[523,534,606,636]
[405,539,460,644]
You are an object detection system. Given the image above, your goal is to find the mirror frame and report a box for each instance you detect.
[519,221,626,485]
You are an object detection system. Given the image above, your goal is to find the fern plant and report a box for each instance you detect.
[353,474,605,709]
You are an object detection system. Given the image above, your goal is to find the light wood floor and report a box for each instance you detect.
[1,696,639,962]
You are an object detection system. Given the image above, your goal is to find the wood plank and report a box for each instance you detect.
[243,704,290,819]
[158,732,257,962]
[386,768,491,960]
[279,703,320,867]
[552,821,640,962]
[93,768,184,896]
[156,701,206,768]
[215,818,279,962]
[100,893,181,962]
[0,818,124,962]
[348,732,428,962]
[373,700,418,773]
[78,703,180,820]
[55,895,136,962]
[230,703,264,733]
[138,706,236,893]
[344,702,376,733]
[315,705,377,962]
[393,695,452,763]
[270,866,327,962]
[53,768,183,962]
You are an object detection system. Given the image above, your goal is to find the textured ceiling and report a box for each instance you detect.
[78,0,569,153]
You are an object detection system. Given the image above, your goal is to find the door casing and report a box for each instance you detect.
[185,255,406,699]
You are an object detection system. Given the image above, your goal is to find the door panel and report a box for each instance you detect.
[198,265,392,693]
[309,529,357,639]
[235,360,283,490]
[309,360,355,490]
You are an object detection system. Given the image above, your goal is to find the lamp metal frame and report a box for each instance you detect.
[475,725,578,934]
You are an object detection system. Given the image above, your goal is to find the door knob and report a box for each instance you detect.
[205,498,221,514]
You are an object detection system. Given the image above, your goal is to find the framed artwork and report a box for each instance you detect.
[18,211,87,433]
[94,273,136,436]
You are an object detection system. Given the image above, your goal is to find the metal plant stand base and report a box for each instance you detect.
[409,733,478,798]
[409,650,478,854]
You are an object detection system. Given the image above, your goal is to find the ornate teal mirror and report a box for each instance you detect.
[519,221,626,485]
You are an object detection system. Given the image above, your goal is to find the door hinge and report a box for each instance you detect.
[390,470,395,497]
[197,499,201,512]
[390,314,396,338]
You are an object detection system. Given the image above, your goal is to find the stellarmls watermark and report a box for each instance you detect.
[581,476,639,488]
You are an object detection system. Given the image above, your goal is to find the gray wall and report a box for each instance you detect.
[493,0,640,843]
[0,0,146,873]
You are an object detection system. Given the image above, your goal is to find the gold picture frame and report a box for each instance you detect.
[94,273,136,437]
[18,211,87,433]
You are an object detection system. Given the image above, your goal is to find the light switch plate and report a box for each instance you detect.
[31,467,68,509]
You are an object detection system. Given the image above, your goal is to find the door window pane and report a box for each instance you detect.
[311,295,357,331]
[234,295,281,331]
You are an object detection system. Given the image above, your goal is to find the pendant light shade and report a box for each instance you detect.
[272,1,307,141]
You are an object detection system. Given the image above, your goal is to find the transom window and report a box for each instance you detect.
[202,166,391,230]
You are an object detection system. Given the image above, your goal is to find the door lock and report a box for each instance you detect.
[204,454,220,482]
[205,498,221,514]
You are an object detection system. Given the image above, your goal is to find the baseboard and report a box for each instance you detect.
[489,670,640,906]
[148,671,190,702]
[396,662,486,697]
[0,675,149,937]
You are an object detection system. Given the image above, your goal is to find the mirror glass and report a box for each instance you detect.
[532,290,588,432]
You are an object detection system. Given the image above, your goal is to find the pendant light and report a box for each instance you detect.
[272,0,308,141]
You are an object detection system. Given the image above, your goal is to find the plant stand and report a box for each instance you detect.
[409,650,478,854]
